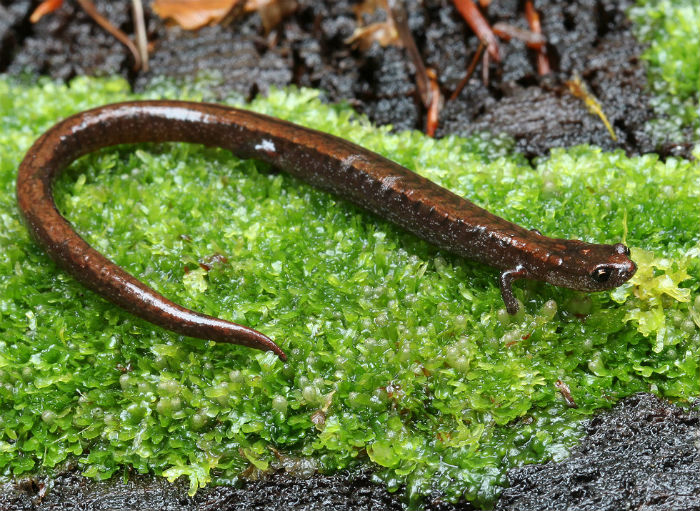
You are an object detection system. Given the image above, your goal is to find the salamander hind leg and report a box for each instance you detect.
[499,266,528,315]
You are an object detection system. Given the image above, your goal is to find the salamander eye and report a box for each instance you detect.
[591,266,612,283]
[613,243,630,256]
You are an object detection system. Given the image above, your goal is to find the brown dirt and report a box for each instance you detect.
[2,0,691,158]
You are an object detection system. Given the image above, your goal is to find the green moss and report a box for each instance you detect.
[630,0,700,145]
[0,76,699,508]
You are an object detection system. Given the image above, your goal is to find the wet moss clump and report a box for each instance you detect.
[0,72,699,508]
[630,0,700,146]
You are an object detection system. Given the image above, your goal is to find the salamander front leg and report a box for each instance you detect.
[500,266,528,314]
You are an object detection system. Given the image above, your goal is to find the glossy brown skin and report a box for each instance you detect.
[17,101,637,360]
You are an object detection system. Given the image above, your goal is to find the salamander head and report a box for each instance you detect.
[549,241,637,291]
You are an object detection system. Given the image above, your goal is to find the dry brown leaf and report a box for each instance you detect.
[353,0,387,19]
[345,22,399,50]
[151,0,242,30]
[345,0,400,50]
[247,0,297,33]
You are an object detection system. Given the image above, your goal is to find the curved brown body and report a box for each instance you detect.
[17,101,636,360]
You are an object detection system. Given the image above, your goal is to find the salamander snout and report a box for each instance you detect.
[588,245,637,290]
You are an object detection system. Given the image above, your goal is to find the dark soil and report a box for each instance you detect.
[1,1,699,509]
[1,466,448,511]
[497,393,700,511]
[2,394,699,511]
[1,0,692,158]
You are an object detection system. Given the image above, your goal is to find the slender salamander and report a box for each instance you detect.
[17,101,637,360]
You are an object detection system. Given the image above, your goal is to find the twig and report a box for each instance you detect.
[387,0,431,107]
[524,0,550,75]
[30,0,64,23]
[425,68,442,137]
[492,22,545,49]
[481,46,489,85]
[452,0,500,62]
[555,379,578,408]
[131,0,149,71]
[450,41,484,101]
[76,0,142,71]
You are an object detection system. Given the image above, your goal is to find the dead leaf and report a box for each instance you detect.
[151,0,242,30]
[345,22,399,50]
[248,0,297,33]
[353,0,387,19]
[345,0,399,50]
